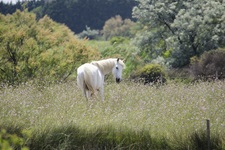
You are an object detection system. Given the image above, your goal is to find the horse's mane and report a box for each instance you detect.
[91,58,125,75]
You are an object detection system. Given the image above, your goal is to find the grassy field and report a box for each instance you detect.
[0,81,225,149]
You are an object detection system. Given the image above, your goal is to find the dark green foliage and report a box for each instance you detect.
[173,130,222,150]
[0,0,44,15]
[1,125,224,150]
[132,64,166,84]
[191,48,225,80]
[0,1,23,14]
[0,0,137,33]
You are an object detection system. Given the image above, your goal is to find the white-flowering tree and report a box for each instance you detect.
[133,0,225,67]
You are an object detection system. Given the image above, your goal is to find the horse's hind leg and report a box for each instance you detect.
[86,90,92,99]
[77,73,86,99]
[99,86,104,101]
[81,82,91,101]
[79,86,88,101]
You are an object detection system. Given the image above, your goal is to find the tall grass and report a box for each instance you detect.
[0,81,225,149]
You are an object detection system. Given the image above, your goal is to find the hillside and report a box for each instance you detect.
[0,0,137,33]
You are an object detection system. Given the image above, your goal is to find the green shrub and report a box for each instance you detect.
[132,64,166,84]
[109,36,128,45]
[0,129,30,150]
[102,15,135,40]
[78,26,100,40]
[167,68,193,84]
[0,10,99,84]
[191,48,225,80]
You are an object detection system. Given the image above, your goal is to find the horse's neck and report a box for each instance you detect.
[92,59,115,75]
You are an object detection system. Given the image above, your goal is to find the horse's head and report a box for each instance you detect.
[112,58,125,83]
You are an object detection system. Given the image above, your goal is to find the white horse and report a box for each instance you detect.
[77,58,125,101]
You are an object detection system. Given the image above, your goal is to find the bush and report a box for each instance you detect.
[0,10,99,84]
[78,26,100,40]
[102,15,135,40]
[131,64,166,84]
[167,68,193,84]
[0,129,30,150]
[109,36,128,45]
[191,48,225,80]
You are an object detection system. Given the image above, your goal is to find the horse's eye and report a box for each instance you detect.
[116,66,119,70]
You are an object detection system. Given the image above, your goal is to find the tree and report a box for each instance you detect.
[41,0,137,33]
[0,10,99,84]
[0,0,137,33]
[102,15,135,40]
[133,0,225,67]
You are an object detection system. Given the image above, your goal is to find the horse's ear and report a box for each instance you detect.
[117,58,119,62]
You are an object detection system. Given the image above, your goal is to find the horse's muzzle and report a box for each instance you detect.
[116,78,121,83]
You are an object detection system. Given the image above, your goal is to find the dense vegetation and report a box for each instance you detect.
[1,0,225,75]
[133,0,225,67]
[0,0,137,33]
[131,64,167,84]
[191,48,225,80]
[0,10,99,84]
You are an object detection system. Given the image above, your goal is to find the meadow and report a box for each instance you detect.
[0,80,225,149]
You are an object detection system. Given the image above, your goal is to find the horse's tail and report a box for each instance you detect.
[83,72,96,95]
[77,70,88,98]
